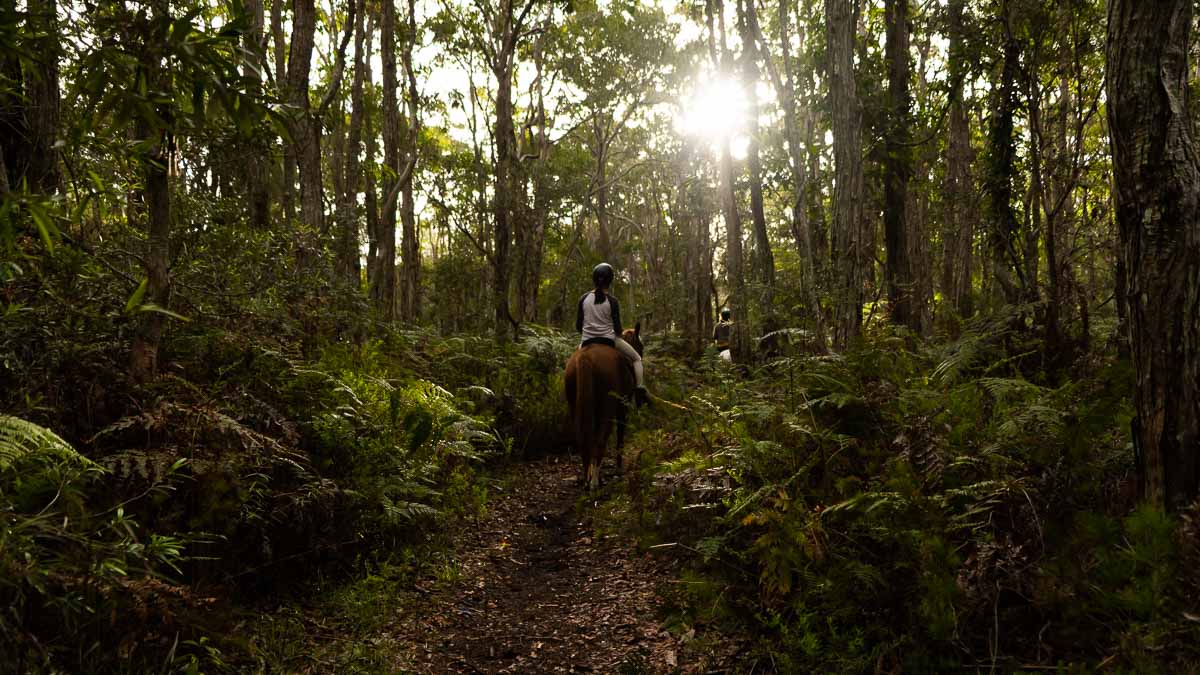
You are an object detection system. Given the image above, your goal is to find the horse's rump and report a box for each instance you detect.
[565,343,633,487]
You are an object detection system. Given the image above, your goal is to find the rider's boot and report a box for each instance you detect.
[633,361,650,408]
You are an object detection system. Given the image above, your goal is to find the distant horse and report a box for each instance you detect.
[564,324,643,489]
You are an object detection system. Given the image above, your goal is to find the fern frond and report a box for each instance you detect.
[0,415,96,470]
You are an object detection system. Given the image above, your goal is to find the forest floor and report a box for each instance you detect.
[261,455,744,673]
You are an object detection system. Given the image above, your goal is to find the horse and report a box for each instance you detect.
[563,323,643,489]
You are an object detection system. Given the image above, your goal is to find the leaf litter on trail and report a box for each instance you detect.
[377,456,740,673]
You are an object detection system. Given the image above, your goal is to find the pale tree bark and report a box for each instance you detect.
[374,0,400,319]
[363,21,379,287]
[825,0,865,347]
[941,0,974,320]
[591,114,615,262]
[244,0,270,229]
[129,1,173,384]
[883,0,916,331]
[335,0,367,287]
[484,0,538,341]
[310,1,357,238]
[285,0,323,235]
[706,0,745,355]
[516,24,551,323]
[737,0,773,290]
[399,0,421,320]
[1107,0,1200,508]
[750,0,826,349]
[280,0,309,229]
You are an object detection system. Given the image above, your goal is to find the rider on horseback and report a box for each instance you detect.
[576,262,648,404]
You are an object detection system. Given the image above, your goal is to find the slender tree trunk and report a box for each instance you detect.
[753,0,825,347]
[493,51,516,340]
[363,19,379,288]
[26,0,59,193]
[942,0,974,320]
[592,114,614,262]
[517,26,550,323]
[243,0,270,229]
[883,0,915,331]
[336,0,367,287]
[286,0,321,234]
[399,0,421,320]
[490,0,530,341]
[274,0,295,225]
[1027,52,1059,355]
[0,0,28,191]
[985,0,1024,305]
[1107,0,1200,508]
[374,0,399,319]
[737,0,773,290]
[705,0,745,354]
[825,0,865,347]
[130,4,173,384]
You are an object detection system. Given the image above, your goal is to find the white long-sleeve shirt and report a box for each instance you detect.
[576,291,623,345]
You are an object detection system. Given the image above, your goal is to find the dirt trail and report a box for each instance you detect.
[387,456,693,673]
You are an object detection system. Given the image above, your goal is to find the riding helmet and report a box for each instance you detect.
[592,262,615,289]
[721,307,731,320]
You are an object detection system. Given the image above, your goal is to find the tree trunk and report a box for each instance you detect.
[274,0,294,225]
[335,0,367,287]
[754,0,825,347]
[985,0,1024,305]
[592,114,614,263]
[129,4,173,384]
[26,0,59,194]
[399,0,421,320]
[1107,0,1200,508]
[0,0,24,190]
[705,0,745,354]
[489,0,531,341]
[287,0,322,235]
[883,0,916,331]
[941,0,973,320]
[363,19,379,289]
[493,52,516,340]
[374,0,399,319]
[737,0,773,290]
[243,0,270,229]
[825,0,865,347]
[517,26,550,323]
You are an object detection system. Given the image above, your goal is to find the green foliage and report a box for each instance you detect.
[618,324,1192,671]
[0,415,96,471]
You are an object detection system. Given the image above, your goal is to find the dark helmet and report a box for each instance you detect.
[721,307,731,320]
[592,262,615,289]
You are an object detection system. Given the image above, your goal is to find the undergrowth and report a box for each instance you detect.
[0,238,575,671]
[619,314,1200,672]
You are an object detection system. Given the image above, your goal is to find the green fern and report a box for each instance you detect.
[0,415,96,471]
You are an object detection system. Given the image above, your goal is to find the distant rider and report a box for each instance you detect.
[713,307,733,361]
[575,262,648,402]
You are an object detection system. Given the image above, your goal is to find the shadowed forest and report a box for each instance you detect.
[3,0,1200,670]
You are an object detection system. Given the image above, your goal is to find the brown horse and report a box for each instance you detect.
[564,324,643,489]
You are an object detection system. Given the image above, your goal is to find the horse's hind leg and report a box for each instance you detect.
[615,405,627,474]
[584,443,600,490]
[595,416,615,487]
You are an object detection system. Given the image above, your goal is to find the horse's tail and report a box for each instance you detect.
[574,354,594,454]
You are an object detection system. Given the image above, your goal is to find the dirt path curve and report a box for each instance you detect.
[389,456,689,673]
